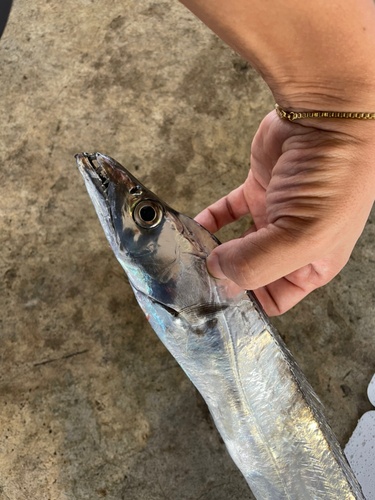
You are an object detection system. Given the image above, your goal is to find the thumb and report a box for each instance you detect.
[207,224,318,290]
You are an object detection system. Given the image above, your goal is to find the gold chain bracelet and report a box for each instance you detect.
[275,103,375,121]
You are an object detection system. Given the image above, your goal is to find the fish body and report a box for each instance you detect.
[76,152,364,499]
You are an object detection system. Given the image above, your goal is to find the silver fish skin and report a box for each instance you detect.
[76,152,364,500]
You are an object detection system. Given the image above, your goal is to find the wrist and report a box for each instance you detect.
[249,1,375,113]
[270,75,375,114]
[269,71,375,139]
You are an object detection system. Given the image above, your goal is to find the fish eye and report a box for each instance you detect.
[133,200,163,229]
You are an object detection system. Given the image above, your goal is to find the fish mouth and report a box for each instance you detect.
[86,153,110,192]
[76,152,149,201]
[75,153,113,202]
[76,153,134,248]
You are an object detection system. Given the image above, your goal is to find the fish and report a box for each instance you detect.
[76,152,364,500]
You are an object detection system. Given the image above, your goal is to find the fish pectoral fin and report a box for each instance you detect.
[146,297,180,318]
[180,302,228,322]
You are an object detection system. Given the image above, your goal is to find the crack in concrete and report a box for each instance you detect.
[33,349,89,367]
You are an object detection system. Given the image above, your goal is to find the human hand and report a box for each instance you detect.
[195,111,375,315]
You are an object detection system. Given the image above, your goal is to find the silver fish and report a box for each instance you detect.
[76,152,364,500]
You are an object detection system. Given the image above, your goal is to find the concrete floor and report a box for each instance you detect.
[1,1,374,499]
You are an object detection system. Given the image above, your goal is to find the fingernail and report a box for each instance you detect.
[206,253,227,280]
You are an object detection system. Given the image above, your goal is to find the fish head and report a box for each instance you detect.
[76,153,235,311]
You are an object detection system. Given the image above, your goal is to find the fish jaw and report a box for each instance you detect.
[75,153,118,253]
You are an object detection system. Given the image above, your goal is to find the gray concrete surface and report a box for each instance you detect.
[0,1,374,499]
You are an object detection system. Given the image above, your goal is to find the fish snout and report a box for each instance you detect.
[95,153,142,195]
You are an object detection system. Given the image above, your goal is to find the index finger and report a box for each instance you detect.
[194,184,250,233]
